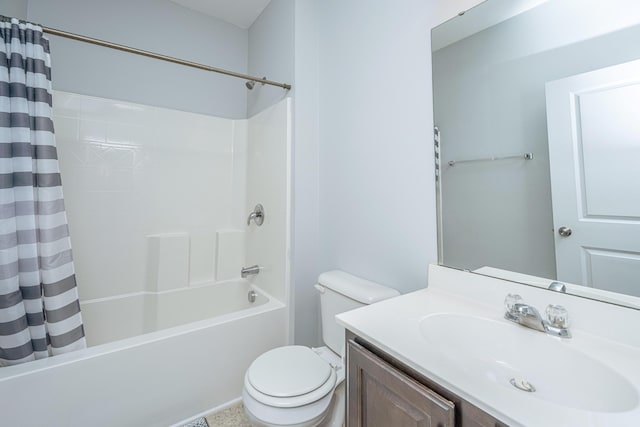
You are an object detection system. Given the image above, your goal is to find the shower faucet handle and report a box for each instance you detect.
[247,204,265,226]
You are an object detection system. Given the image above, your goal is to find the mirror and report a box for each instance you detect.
[433,0,640,309]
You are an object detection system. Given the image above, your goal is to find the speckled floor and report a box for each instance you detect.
[205,402,251,427]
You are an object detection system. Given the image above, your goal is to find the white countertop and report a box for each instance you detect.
[336,265,640,427]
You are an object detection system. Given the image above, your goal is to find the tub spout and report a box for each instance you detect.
[241,265,261,278]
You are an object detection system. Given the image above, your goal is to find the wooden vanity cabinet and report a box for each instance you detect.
[346,332,509,427]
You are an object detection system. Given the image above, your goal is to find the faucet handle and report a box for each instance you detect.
[504,293,523,313]
[545,304,569,328]
[247,204,265,226]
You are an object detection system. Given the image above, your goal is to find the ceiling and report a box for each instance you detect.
[170,0,271,29]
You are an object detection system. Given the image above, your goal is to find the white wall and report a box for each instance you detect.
[316,2,484,289]
[289,0,483,346]
[23,0,249,118]
[247,0,294,118]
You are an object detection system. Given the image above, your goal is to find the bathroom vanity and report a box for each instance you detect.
[337,265,640,427]
[346,332,506,427]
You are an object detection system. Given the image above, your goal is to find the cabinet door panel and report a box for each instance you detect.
[348,339,455,427]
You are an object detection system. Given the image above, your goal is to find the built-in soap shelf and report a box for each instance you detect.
[145,229,246,293]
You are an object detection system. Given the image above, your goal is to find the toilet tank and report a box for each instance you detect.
[315,270,400,355]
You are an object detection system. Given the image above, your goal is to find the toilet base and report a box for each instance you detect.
[243,382,345,427]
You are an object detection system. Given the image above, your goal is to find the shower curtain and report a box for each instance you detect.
[0,16,85,366]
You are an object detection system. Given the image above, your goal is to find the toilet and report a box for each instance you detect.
[242,270,400,427]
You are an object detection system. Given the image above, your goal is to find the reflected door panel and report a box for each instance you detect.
[546,59,640,296]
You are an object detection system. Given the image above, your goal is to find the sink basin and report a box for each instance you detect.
[420,313,638,413]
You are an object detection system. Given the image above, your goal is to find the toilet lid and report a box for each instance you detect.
[247,346,332,398]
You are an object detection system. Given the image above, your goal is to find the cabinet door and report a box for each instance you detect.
[347,339,455,427]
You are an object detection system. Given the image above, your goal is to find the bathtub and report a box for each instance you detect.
[0,281,287,427]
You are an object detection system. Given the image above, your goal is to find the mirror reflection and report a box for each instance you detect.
[433,0,640,308]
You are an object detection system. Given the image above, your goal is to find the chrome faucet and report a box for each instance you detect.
[504,294,571,338]
[505,301,546,332]
[241,265,261,278]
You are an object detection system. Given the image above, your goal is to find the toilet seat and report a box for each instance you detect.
[245,346,338,408]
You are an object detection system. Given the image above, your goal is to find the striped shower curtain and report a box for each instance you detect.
[0,16,85,366]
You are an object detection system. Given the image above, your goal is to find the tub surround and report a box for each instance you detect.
[54,91,246,302]
[55,92,290,310]
[337,264,640,426]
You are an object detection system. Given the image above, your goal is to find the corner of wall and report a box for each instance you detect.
[292,0,323,347]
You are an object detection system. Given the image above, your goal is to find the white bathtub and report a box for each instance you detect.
[0,282,288,427]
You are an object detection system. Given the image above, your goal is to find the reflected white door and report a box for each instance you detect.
[545,59,640,297]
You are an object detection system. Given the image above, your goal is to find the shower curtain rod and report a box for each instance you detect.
[42,26,292,90]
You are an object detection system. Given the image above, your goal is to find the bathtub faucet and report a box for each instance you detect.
[241,265,261,278]
[247,204,265,226]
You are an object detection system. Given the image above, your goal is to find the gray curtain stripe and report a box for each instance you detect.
[42,275,76,297]
[0,252,73,279]
[48,324,84,349]
[0,199,66,219]
[0,201,24,219]
[0,261,17,280]
[0,199,64,219]
[0,340,34,360]
[40,249,73,270]
[20,284,41,300]
[38,224,70,243]
[0,171,62,189]
[26,311,43,325]
[32,337,47,352]
[38,172,63,187]
[3,53,52,80]
[0,289,21,308]
[18,256,38,274]
[45,299,80,323]
[0,113,54,132]
[0,314,27,335]
[36,198,66,215]
[0,232,18,248]
[0,142,58,159]
[0,225,69,249]
[0,82,53,105]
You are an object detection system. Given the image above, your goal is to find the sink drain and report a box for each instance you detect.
[510,378,536,392]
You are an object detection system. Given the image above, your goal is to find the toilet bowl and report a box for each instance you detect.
[243,346,344,427]
[242,270,400,427]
